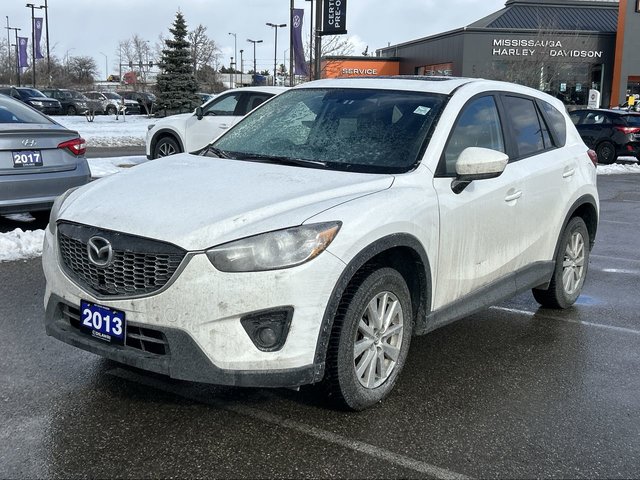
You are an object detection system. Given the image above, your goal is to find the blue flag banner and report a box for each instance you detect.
[292,8,309,76]
[18,37,29,68]
[34,17,44,59]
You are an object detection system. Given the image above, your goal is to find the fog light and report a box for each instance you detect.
[240,307,293,352]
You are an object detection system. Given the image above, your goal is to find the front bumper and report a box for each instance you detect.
[42,227,346,387]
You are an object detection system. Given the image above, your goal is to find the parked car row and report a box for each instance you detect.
[0,86,156,116]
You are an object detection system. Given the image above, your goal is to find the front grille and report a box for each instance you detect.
[62,304,169,355]
[57,222,186,298]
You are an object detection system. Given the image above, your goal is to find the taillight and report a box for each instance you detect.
[614,126,640,135]
[58,137,86,156]
[587,149,598,167]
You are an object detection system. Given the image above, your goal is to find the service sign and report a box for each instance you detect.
[320,0,347,36]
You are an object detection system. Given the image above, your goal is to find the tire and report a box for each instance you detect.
[106,105,117,116]
[67,105,77,116]
[153,136,181,159]
[595,141,616,165]
[532,217,590,309]
[323,267,413,411]
[30,210,51,223]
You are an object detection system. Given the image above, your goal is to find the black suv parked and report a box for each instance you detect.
[0,87,62,115]
[117,91,157,115]
[41,88,90,115]
[569,109,640,164]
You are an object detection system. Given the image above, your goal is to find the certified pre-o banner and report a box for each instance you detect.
[291,9,309,76]
[34,17,45,59]
[18,37,29,68]
[320,0,347,36]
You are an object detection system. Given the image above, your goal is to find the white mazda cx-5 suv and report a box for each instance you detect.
[145,86,287,159]
[43,77,598,410]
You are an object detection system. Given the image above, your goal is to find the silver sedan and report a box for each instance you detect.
[0,93,90,218]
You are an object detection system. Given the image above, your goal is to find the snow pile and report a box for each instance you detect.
[55,115,157,148]
[0,228,45,262]
[88,155,148,178]
[597,162,640,175]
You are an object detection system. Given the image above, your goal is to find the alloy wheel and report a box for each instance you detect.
[157,142,177,157]
[562,231,585,295]
[353,291,404,389]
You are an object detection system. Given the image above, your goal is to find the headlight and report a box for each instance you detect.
[31,100,44,106]
[48,187,80,234]
[206,222,341,272]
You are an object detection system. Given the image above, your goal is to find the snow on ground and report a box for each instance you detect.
[1,154,640,263]
[55,115,156,148]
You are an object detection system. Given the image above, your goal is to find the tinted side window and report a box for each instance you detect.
[539,100,567,146]
[246,93,272,112]
[503,96,544,157]
[441,95,504,175]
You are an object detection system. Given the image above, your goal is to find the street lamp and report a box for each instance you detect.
[228,32,236,89]
[247,38,263,75]
[7,25,21,86]
[239,49,244,76]
[99,51,107,80]
[266,22,286,86]
[25,3,45,88]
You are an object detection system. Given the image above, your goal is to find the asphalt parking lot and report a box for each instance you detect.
[1,173,639,479]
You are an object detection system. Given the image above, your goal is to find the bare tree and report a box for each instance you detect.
[189,25,221,78]
[68,56,99,85]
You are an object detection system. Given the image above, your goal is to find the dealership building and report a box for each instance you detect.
[323,0,640,108]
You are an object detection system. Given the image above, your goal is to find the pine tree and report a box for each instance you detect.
[156,11,199,113]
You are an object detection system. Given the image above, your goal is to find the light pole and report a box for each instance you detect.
[266,22,286,86]
[8,26,21,86]
[26,3,45,87]
[305,0,314,81]
[99,51,107,80]
[230,56,234,88]
[247,38,262,75]
[43,0,50,85]
[284,48,288,84]
[228,32,236,89]
[5,17,12,84]
[239,49,244,76]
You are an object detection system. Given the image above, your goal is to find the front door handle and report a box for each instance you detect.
[504,190,522,202]
[563,167,576,178]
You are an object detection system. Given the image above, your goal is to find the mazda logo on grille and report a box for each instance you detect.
[87,236,113,267]
[21,139,37,147]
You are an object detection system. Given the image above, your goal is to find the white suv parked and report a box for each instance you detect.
[43,77,598,410]
[145,86,287,159]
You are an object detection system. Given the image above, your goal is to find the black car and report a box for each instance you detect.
[569,109,640,164]
[117,91,157,114]
[41,88,90,115]
[0,87,62,115]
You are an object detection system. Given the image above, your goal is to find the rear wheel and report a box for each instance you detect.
[532,217,589,309]
[323,267,413,411]
[595,141,616,165]
[153,136,181,159]
[67,105,77,115]
[106,105,117,115]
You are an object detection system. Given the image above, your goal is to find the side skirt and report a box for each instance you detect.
[417,261,554,335]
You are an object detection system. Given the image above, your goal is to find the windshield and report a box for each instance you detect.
[103,92,121,100]
[0,96,53,124]
[19,88,47,99]
[213,88,446,174]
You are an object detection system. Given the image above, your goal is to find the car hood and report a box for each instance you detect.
[154,112,193,127]
[60,154,394,251]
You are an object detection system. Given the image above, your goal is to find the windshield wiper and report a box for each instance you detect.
[236,153,329,169]
[200,145,231,159]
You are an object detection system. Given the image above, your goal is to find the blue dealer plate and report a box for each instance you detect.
[79,300,126,345]
[12,150,43,167]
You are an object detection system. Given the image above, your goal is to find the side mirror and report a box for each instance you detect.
[451,147,509,194]
[195,106,204,120]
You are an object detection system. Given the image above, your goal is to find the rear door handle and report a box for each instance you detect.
[504,190,522,202]
[563,167,576,178]
[219,124,230,130]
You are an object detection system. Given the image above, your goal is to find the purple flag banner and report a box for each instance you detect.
[291,8,309,76]
[34,17,44,59]
[18,37,29,68]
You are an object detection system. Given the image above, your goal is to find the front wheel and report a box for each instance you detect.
[67,105,77,115]
[153,136,181,159]
[323,267,413,411]
[596,141,616,165]
[106,105,117,116]
[532,217,590,309]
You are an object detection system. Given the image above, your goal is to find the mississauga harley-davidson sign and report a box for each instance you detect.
[492,38,604,58]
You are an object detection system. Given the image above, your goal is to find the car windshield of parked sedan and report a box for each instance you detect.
[0,96,53,124]
[212,88,446,174]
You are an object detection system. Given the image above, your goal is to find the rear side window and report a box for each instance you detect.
[623,115,640,127]
[539,100,567,146]
[503,96,548,157]
[441,95,505,175]
[0,96,52,124]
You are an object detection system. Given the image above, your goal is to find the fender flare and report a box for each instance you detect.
[311,233,432,378]
[151,129,185,156]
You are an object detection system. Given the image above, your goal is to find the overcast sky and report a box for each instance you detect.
[4,0,507,77]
